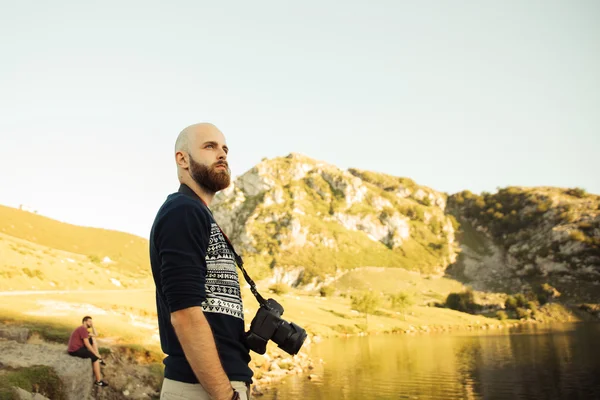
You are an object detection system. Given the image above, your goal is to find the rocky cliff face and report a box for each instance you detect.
[447,187,600,302]
[212,153,459,284]
[212,154,599,302]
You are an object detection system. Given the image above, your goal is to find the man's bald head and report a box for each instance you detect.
[174,122,231,196]
[175,122,222,154]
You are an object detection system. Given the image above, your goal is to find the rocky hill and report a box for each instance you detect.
[447,187,600,302]
[212,153,460,286]
[212,153,599,303]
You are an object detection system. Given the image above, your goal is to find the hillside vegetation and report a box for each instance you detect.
[0,205,150,276]
[0,205,151,291]
[447,187,600,302]
[212,153,459,281]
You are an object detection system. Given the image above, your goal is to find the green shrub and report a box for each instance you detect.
[526,301,538,312]
[0,366,66,400]
[514,293,527,308]
[569,230,588,243]
[330,324,359,334]
[505,296,518,310]
[516,307,529,319]
[319,285,335,297]
[534,283,560,305]
[268,283,289,296]
[537,201,552,213]
[22,268,34,278]
[496,310,508,320]
[21,268,45,279]
[447,215,460,231]
[566,187,586,198]
[99,347,112,357]
[445,289,480,314]
[389,291,414,318]
[351,291,382,324]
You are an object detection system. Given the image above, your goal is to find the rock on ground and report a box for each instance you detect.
[0,325,30,344]
[0,339,93,400]
[13,387,50,400]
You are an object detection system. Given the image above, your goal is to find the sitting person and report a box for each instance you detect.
[67,316,108,387]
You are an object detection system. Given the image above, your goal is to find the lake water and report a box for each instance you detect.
[259,323,600,400]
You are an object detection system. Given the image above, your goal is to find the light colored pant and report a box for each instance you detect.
[160,377,250,400]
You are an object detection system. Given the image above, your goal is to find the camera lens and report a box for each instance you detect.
[273,321,307,355]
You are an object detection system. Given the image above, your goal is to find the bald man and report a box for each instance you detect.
[150,123,251,400]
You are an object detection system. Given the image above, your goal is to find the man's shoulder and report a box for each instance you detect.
[76,325,89,336]
[157,192,211,219]
[151,192,214,239]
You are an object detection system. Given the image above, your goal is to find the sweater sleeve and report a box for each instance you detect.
[155,201,210,313]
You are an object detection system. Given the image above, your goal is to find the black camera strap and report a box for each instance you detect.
[178,184,268,308]
[215,225,268,308]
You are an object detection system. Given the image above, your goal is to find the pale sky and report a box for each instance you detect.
[1,1,598,238]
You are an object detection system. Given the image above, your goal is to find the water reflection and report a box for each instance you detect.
[260,323,600,400]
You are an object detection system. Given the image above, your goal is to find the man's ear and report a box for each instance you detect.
[176,151,189,169]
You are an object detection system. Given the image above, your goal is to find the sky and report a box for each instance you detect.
[1,1,598,238]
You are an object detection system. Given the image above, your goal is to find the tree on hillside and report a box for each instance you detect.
[351,290,382,328]
[446,289,480,314]
[389,291,414,321]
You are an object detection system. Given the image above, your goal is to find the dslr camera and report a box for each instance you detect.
[246,298,307,355]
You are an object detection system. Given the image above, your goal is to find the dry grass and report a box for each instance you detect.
[0,232,154,291]
[0,205,150,277]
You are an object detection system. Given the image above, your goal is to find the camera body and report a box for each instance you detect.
[246,298,307,355]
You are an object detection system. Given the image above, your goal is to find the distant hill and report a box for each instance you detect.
[0,205,149,275]
[0,205,151,291]
[447,187,600,302]
[211,153,599,302]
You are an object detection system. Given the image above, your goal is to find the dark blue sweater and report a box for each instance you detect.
[149,184,252,383]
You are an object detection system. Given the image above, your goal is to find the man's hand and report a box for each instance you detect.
[83,337,101,359]
[171,306,235,400]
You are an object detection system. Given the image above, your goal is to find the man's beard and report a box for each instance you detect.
[189,155,231,193]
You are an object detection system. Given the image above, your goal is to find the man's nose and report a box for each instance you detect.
[217,147,227,160]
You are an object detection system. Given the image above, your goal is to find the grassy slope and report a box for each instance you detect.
[0,205,153,291]
[0,205,150,276]
[0,232,154,291]
[0,267,506,348]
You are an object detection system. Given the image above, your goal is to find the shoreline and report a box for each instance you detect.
[251,309,596,395]
[1,301,594,398]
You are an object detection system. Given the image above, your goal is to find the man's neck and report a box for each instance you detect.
[180,179,214,206]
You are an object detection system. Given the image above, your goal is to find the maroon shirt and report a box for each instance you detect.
[67,325,89,352]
